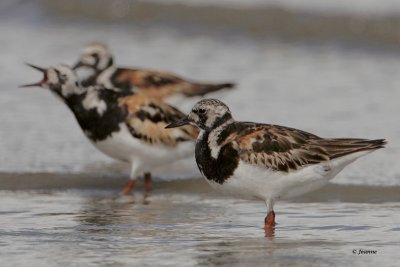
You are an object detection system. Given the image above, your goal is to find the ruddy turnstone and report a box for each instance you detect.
[72,42,235,104]
[22,63,198,194]
[166,99,386,229]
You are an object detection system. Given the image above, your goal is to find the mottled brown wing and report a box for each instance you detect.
[118,95,198,146]
[115,68,234,99]
[228,123,385,172]
[224,123,329,172]
[115,69,185,99]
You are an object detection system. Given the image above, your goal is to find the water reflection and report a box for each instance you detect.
[76,193,159,229]
[264,226,275,239]
[194,237,345,267]
[78,196,134,227]
[1,190,399,266]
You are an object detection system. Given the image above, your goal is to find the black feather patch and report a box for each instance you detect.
[63,89,129,142]
[195,131,239,184]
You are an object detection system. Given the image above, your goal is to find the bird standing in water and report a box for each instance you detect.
[166,99,386,231]
[23,63,198,195]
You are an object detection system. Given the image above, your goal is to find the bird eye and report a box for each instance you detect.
[192,108,206,114]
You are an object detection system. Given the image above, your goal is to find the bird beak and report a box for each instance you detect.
[20,63,48,87]
[165,117,191,128]
[72,61,83,70]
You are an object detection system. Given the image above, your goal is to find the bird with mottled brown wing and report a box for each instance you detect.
[115,68,235,99]
[165,98,387,230]
[221,123,328,172]
[73,43,235,104]
[222,123,384,173]
[119,94,198,146]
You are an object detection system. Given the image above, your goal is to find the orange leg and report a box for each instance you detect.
[264,225,275,239]
[122,180,136,195]
[264,210,276,229]
[143,172,152,194]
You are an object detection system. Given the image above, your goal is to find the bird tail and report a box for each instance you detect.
[319,138,386,160]
[183,82,235,97]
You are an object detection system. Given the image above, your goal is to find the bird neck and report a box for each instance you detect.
[59,90,88,113]
[208,113,234,132]
[195,120,239,184]
[97,57,114,73]
[57,88,128,142]
[81,61,115,88]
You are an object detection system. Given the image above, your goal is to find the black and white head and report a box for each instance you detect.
[73,42,113,71]
[166,99,233,131]
[22,63,83,98]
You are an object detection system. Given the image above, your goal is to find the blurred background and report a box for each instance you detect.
[0,0,399,186]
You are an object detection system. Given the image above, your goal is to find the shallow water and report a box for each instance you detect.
[1,184,399,267]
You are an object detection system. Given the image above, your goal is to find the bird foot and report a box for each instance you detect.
[264,210,276,229]
[144,172,152,194]
[264,210,276,238]
[142,173,152,204]
[122,180,136,195]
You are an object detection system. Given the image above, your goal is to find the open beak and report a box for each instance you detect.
[20,63,48,88]
[165,117,191,128]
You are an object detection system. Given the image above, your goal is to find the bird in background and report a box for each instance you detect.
[166,99,386,234]
[22,63,198,195]
[72,42,235,105]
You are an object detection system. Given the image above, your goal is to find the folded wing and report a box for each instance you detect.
[118,94,198,146]
[115,69,234,99]
[226,123,385,172]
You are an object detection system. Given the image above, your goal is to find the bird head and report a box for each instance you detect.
[73,42,113,72]
[166,99,233,131]
[21,63,83,98]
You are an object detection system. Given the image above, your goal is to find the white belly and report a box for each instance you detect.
[91,124,195,172]
[204,150,372,202]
